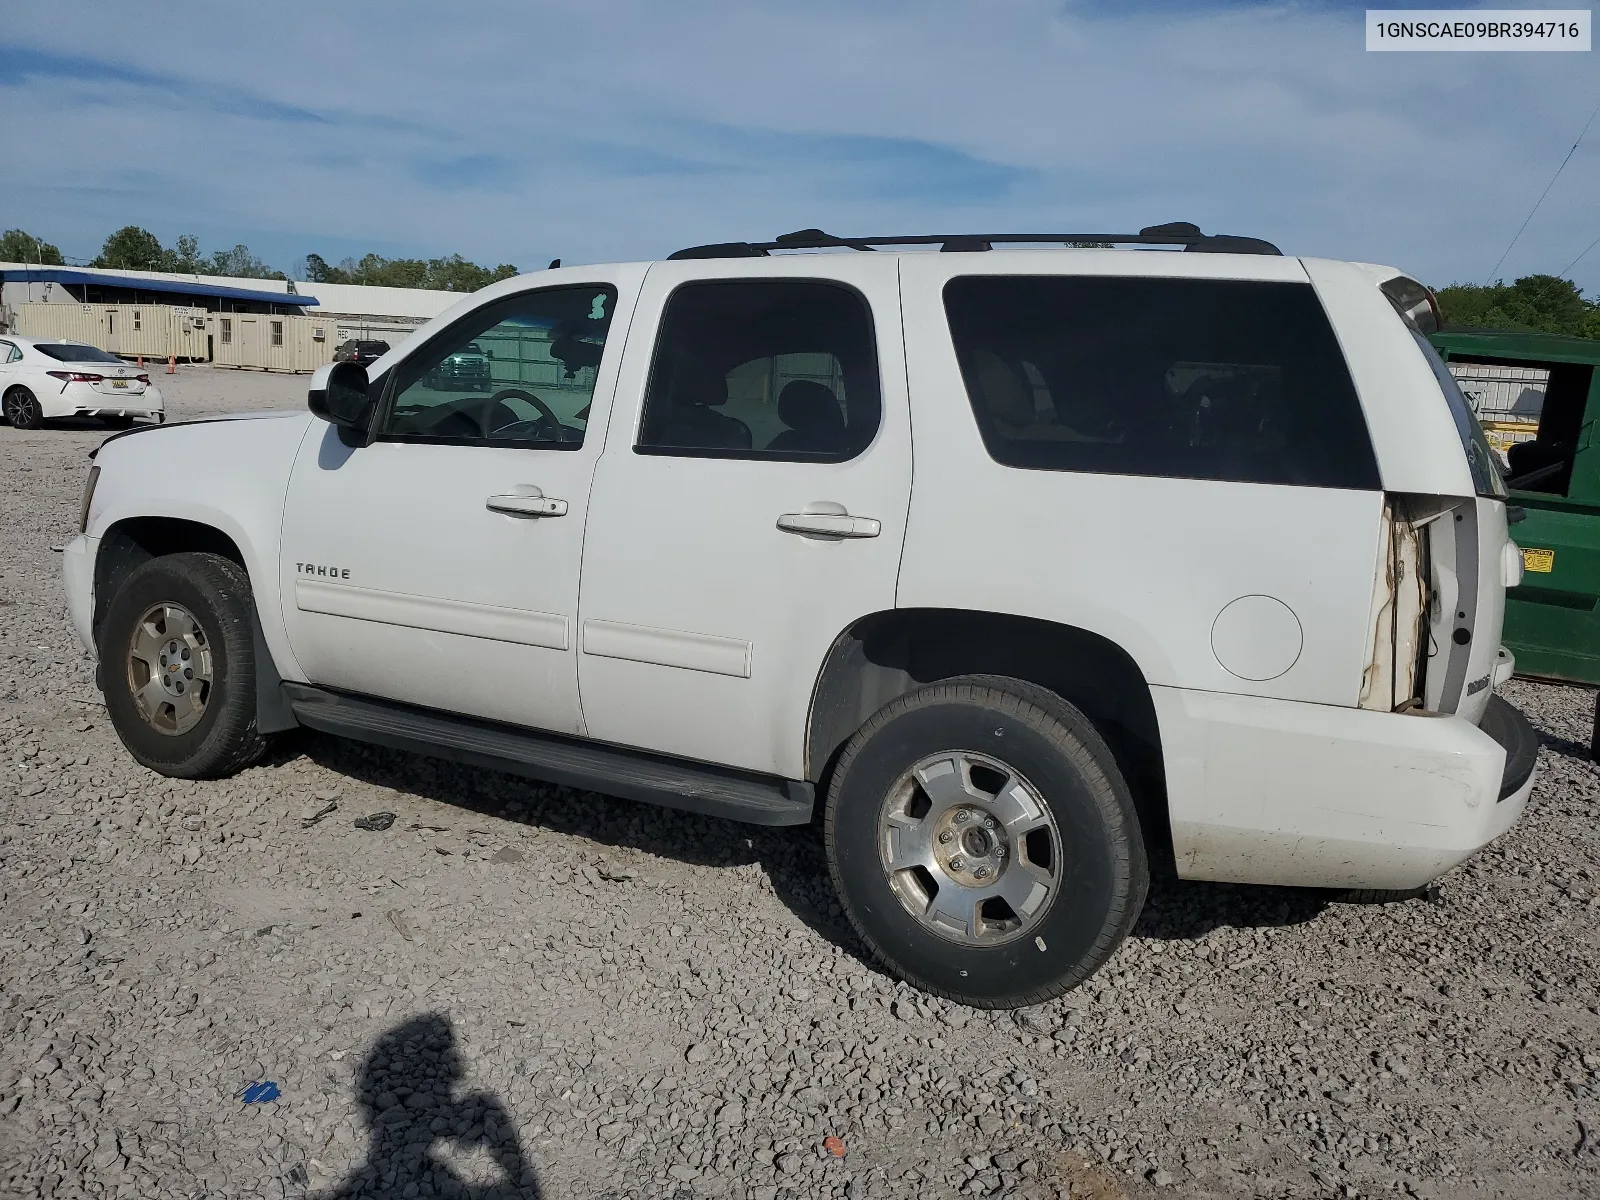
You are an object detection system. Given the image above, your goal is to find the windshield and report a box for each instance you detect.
[35,343,124,364]
[1410,330,1506,499]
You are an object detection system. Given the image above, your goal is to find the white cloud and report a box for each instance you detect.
[2,0,1595,290]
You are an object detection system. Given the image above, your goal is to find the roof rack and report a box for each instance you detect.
[668,222,1282,260]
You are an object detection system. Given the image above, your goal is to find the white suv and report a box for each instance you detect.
[61,223,1538,1007]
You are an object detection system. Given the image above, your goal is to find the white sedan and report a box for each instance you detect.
[0,335,165,430]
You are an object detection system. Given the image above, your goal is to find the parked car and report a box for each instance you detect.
[424,340,491,391]
[62,224,1537,1007]
[1430,329,1600,737]
[333,339,391,368]
[0,336,164,429]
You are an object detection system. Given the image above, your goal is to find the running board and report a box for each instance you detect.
[281,683,814,826]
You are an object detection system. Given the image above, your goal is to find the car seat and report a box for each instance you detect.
[769,380,846,453]
[653,364,752,450]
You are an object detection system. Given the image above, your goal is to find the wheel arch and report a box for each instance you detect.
[93,515,297,733]
[806,608,1171,869]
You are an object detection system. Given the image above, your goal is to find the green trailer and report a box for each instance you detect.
[1431,330,1600,702]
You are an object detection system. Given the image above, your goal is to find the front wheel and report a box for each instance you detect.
[4,387,42,430]
[826,675,1147,1008]
[100,552,269,778]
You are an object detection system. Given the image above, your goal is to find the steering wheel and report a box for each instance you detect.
[479,388,562,439]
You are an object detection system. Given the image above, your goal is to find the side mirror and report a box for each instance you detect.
[308,360,373,443]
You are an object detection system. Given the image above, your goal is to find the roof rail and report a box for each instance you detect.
[668,222,1282,260]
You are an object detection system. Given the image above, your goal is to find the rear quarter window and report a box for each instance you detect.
[943,276,1380,490]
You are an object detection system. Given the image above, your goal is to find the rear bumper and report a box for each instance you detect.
[1479,693,1539,800]
[1154,685,1537,890]
[41,382,164,420]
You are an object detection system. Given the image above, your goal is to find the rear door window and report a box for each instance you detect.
[636,280,881,461]
[943,276,1380,490]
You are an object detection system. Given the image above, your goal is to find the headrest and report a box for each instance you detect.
[971,350,1034,426]
[669,363,728,408]
[777,379,845,432]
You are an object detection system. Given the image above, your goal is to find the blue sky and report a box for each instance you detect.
[2,1,1596,292]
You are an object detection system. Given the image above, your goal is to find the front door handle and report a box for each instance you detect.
[486,487,568,518]
[777,501,880,539]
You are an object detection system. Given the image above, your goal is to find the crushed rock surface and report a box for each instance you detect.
[2,367,1598,1199]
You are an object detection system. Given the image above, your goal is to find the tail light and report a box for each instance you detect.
[1380,276,1441,335]
[136,374,150,384]
[47,370,104,383]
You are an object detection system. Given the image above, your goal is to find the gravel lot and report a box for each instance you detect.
[2,366,1598,1200]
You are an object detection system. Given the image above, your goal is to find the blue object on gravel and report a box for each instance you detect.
[240,1081,280,1104]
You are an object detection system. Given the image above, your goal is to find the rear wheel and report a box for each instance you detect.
[100,552,269,778]
[825,675,1147,1007]
[4,387,42,430]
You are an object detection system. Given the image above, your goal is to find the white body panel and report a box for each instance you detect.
[62,534,96,653]
[576,256,913,777]
[83,411,316,681]
[278,264,648,736]
[895,251,1386,706]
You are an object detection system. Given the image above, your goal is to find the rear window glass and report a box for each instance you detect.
[35,343,122,364]
[943,276,1380,490]
[1409,332,1507,499]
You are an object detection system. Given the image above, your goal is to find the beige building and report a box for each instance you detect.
[2,263,465,372]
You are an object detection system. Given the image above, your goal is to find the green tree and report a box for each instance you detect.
[424,254,518,291]
[302,250,517,291]
[0,228,65,264]
[168,233,205,274]
[204,243,285,280]
[92,225,168,271]
[304,253,343,283]
[1435,274,1598,338]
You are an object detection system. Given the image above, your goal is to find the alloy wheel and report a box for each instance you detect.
[125,602,214,735]
[877,750,1063,946]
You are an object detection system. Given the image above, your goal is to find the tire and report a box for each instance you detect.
[825,675,1148,1008]
[4,387,42,430]
[100,552,269,779]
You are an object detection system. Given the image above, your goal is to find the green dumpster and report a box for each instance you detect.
[1431,330,1600,687]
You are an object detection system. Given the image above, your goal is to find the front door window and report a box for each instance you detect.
[381,287,617,448]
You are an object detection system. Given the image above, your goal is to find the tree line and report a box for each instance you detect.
[0,226,517,294]
[1434,275,1600,339]
[303,252,517,292]
[3,224,1598,329]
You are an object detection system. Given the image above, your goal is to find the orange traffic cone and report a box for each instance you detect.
[167,355,176,374]
[137,355,143,367]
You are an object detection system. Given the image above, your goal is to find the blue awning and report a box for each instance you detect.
[2,266,319,307]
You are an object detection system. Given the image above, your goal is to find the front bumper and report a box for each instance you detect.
[62,533,98,659]
[1154,683,1539,890]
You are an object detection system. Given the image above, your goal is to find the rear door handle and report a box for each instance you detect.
[486,487,568,518]
[777,502,880,539]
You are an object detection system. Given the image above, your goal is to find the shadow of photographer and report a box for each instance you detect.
[317,1013,541,1199]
